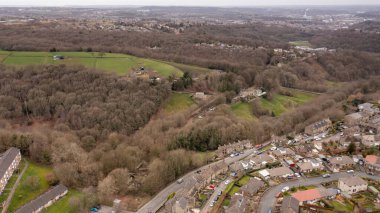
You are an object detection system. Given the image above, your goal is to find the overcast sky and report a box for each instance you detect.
[1,0,380,6]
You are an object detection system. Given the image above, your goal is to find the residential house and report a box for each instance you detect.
[365,155,380,172]
[280,196,300,213]
[193,92,208,101]
[240,178,265,197]
[305,118,332,135]
[216,140,252,158]
[343,126,361,136]
[272,148,295,159]
[249,153,275,168]
[291,187,338,204]
[14,184,68,213]
[328,156,355,172]
[294,144,314,158]
[358,102,379,116]
[338,177,368,194]
[0,147,21,195]
[345,112,366,127]
[361,115,380,134]
[297,159,324,173]
[172,197,190,213]
[260,167,294,179]
[225,193,246,213]
[362,135,380,147]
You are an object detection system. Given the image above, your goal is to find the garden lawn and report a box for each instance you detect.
[330,200,354,212]
[164,93,194,113]
[261,91,317,116]
[7,161,53,213]
[237,176,251,186]
[228,186,240,196]
[231,102,255,120]
[43,190,84,213]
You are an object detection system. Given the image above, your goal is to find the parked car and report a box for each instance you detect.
[210,201,215,207]
[368,172,375,176]
[281,186,290,193]
[322,174,331,178]
[347,170,354,173]
[225,180,231,185]
[90,208,98,212]
[177,178,184,184]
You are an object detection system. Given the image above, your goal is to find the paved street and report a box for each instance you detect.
[258,171,380,213]
[201,178,232,213]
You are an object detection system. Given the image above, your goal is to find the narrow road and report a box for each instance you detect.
[137,148,258,213]
[201,178,232,213]
[257,172,380,213]
[2,161,29,213]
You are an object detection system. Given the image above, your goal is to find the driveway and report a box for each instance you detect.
[258,171,380,213]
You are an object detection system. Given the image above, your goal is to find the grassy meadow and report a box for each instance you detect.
[231,102,255,120]
[0,51,183,77]
[261,90,317,116]
[7,161,53,213]
[164,93,195,113]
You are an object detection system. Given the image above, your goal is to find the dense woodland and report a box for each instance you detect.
[0,20,380,211]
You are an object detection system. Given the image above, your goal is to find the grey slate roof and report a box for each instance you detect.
[0,147,20,179]
[281,196,300,213]
[339,177,367,187]
[14,184,68,213]
[240,178,264,195]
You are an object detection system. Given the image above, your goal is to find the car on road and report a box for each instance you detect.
[281,186,290,193]
[177,178,184,184]
[295,173,301,178]
[322,174,331,178]
[217,190,222,196]
[347,170,354,173]
[210,201,215,207]
[90,208,98,212]
[368,172,375,176]
[225,180,231,185]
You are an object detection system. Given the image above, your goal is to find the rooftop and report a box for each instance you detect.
[268,166,293,177]
[339,177,367,187]
[0,147,20,179]
[14,184,68,213]
[292,188,322,202]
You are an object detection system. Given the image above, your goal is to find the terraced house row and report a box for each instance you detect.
[0,147,21,194]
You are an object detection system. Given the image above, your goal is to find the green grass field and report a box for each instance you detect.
[0,51,183,77]
[43,190,84,213]
[231,102,255,120]
[289,40,312,47]
[228,185,241,196]
[7,161,53,213]
[261,91,317,116]
[164,93,195,113]
[236,175,251,186]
